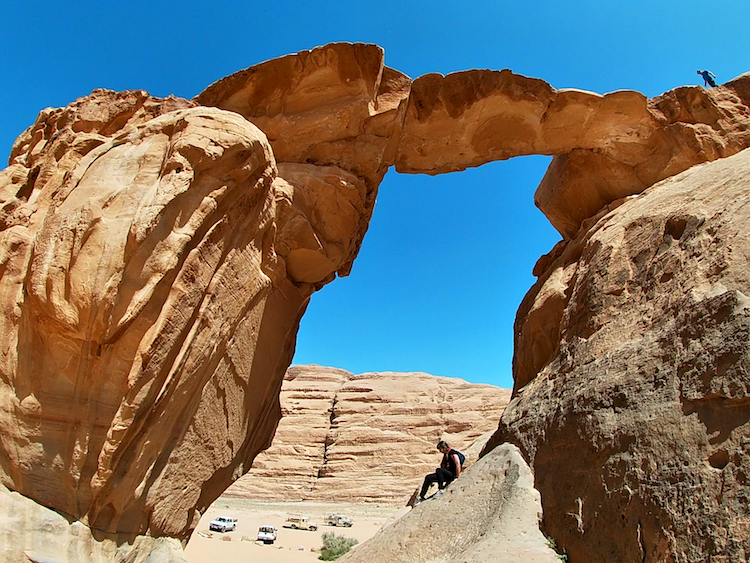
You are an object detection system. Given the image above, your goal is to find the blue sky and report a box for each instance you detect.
[2,1,748,389]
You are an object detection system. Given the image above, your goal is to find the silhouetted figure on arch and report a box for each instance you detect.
[697,69,718,88]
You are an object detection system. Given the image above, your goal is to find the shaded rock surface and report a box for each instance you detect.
[0,484,185,563]
[486,148,750,562]
[339,443,560,563]
[224,364,511,503]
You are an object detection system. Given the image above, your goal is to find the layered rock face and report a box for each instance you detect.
[486,149,750,562]
[196,43,410,205]
[224,365,511,503]
[1,41,749,562]
[0,92,298,560]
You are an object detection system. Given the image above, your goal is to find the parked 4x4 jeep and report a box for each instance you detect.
[324,513,353,527]
[284,513,318,531]
[209,516,237,532]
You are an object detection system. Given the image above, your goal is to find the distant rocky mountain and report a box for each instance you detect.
[224,365,511,503]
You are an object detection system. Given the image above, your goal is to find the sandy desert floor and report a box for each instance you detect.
[184,497,409,563]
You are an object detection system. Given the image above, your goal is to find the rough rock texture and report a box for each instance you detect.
[338,443,560,563]
[0,86,374,561]
[485,149,750,562]
[196,44,410,184]
[0,484,184,563]
[396,70,750,238]
[200,45,750,241]
[197,43,411,275]
[224,365,511,503]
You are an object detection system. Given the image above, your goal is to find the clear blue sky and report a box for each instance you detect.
[2,1,748,389]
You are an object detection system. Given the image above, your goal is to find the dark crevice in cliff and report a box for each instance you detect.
[317,391,339,481]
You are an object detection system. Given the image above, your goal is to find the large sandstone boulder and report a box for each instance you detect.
[0,93,284,558]
[485,148,750,562]
[224,365,511,503]
[339,443,561,563]
[0,86,375,561]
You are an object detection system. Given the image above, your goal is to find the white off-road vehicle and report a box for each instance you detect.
[209,516,237,532]
[257,525,277,544]
[324,513,353,527]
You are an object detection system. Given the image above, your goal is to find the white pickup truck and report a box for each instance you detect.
[209,516,237,532]
[257,525,277,544]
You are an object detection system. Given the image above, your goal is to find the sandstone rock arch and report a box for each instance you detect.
[1,42,749,561]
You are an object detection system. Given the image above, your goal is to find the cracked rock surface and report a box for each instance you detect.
[224,364,510,503]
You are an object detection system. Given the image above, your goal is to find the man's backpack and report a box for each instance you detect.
[453,449,466,467]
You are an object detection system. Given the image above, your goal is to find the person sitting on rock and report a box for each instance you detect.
[416,441,464,503]
[697,69,718,88]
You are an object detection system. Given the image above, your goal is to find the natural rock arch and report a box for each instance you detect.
[0,42,749,561]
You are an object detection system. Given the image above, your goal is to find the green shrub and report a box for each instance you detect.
[546,536,569,562]
[319,531,358,561]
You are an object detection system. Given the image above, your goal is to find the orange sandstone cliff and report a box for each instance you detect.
[224,365,511,503]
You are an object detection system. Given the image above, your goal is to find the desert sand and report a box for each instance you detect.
[184,497,408,563]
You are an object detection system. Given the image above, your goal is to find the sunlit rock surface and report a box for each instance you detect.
[396,70,750,238]
[487,148,750,562]
[0,84,375,560]
[339,444,560,563]
[224,365,511,503]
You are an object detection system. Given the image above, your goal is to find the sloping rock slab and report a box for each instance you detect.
[339,443,560,563]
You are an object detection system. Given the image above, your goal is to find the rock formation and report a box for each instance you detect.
[198,47,750,241]
[223,364,511,503]
[339,443,561,563]
[485,148,750,562]
[397,70,750,238]
[0,84,379,560]
[196,44,410,200]
[0,41,749,562]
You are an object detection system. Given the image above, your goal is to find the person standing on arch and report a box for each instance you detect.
[415,440,464,504]
[697,69,718,88]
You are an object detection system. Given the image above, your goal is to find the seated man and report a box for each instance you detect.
[417,440,464,503]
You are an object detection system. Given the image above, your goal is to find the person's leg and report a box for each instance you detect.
[420,472,439,498]
[436,468,455,489]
